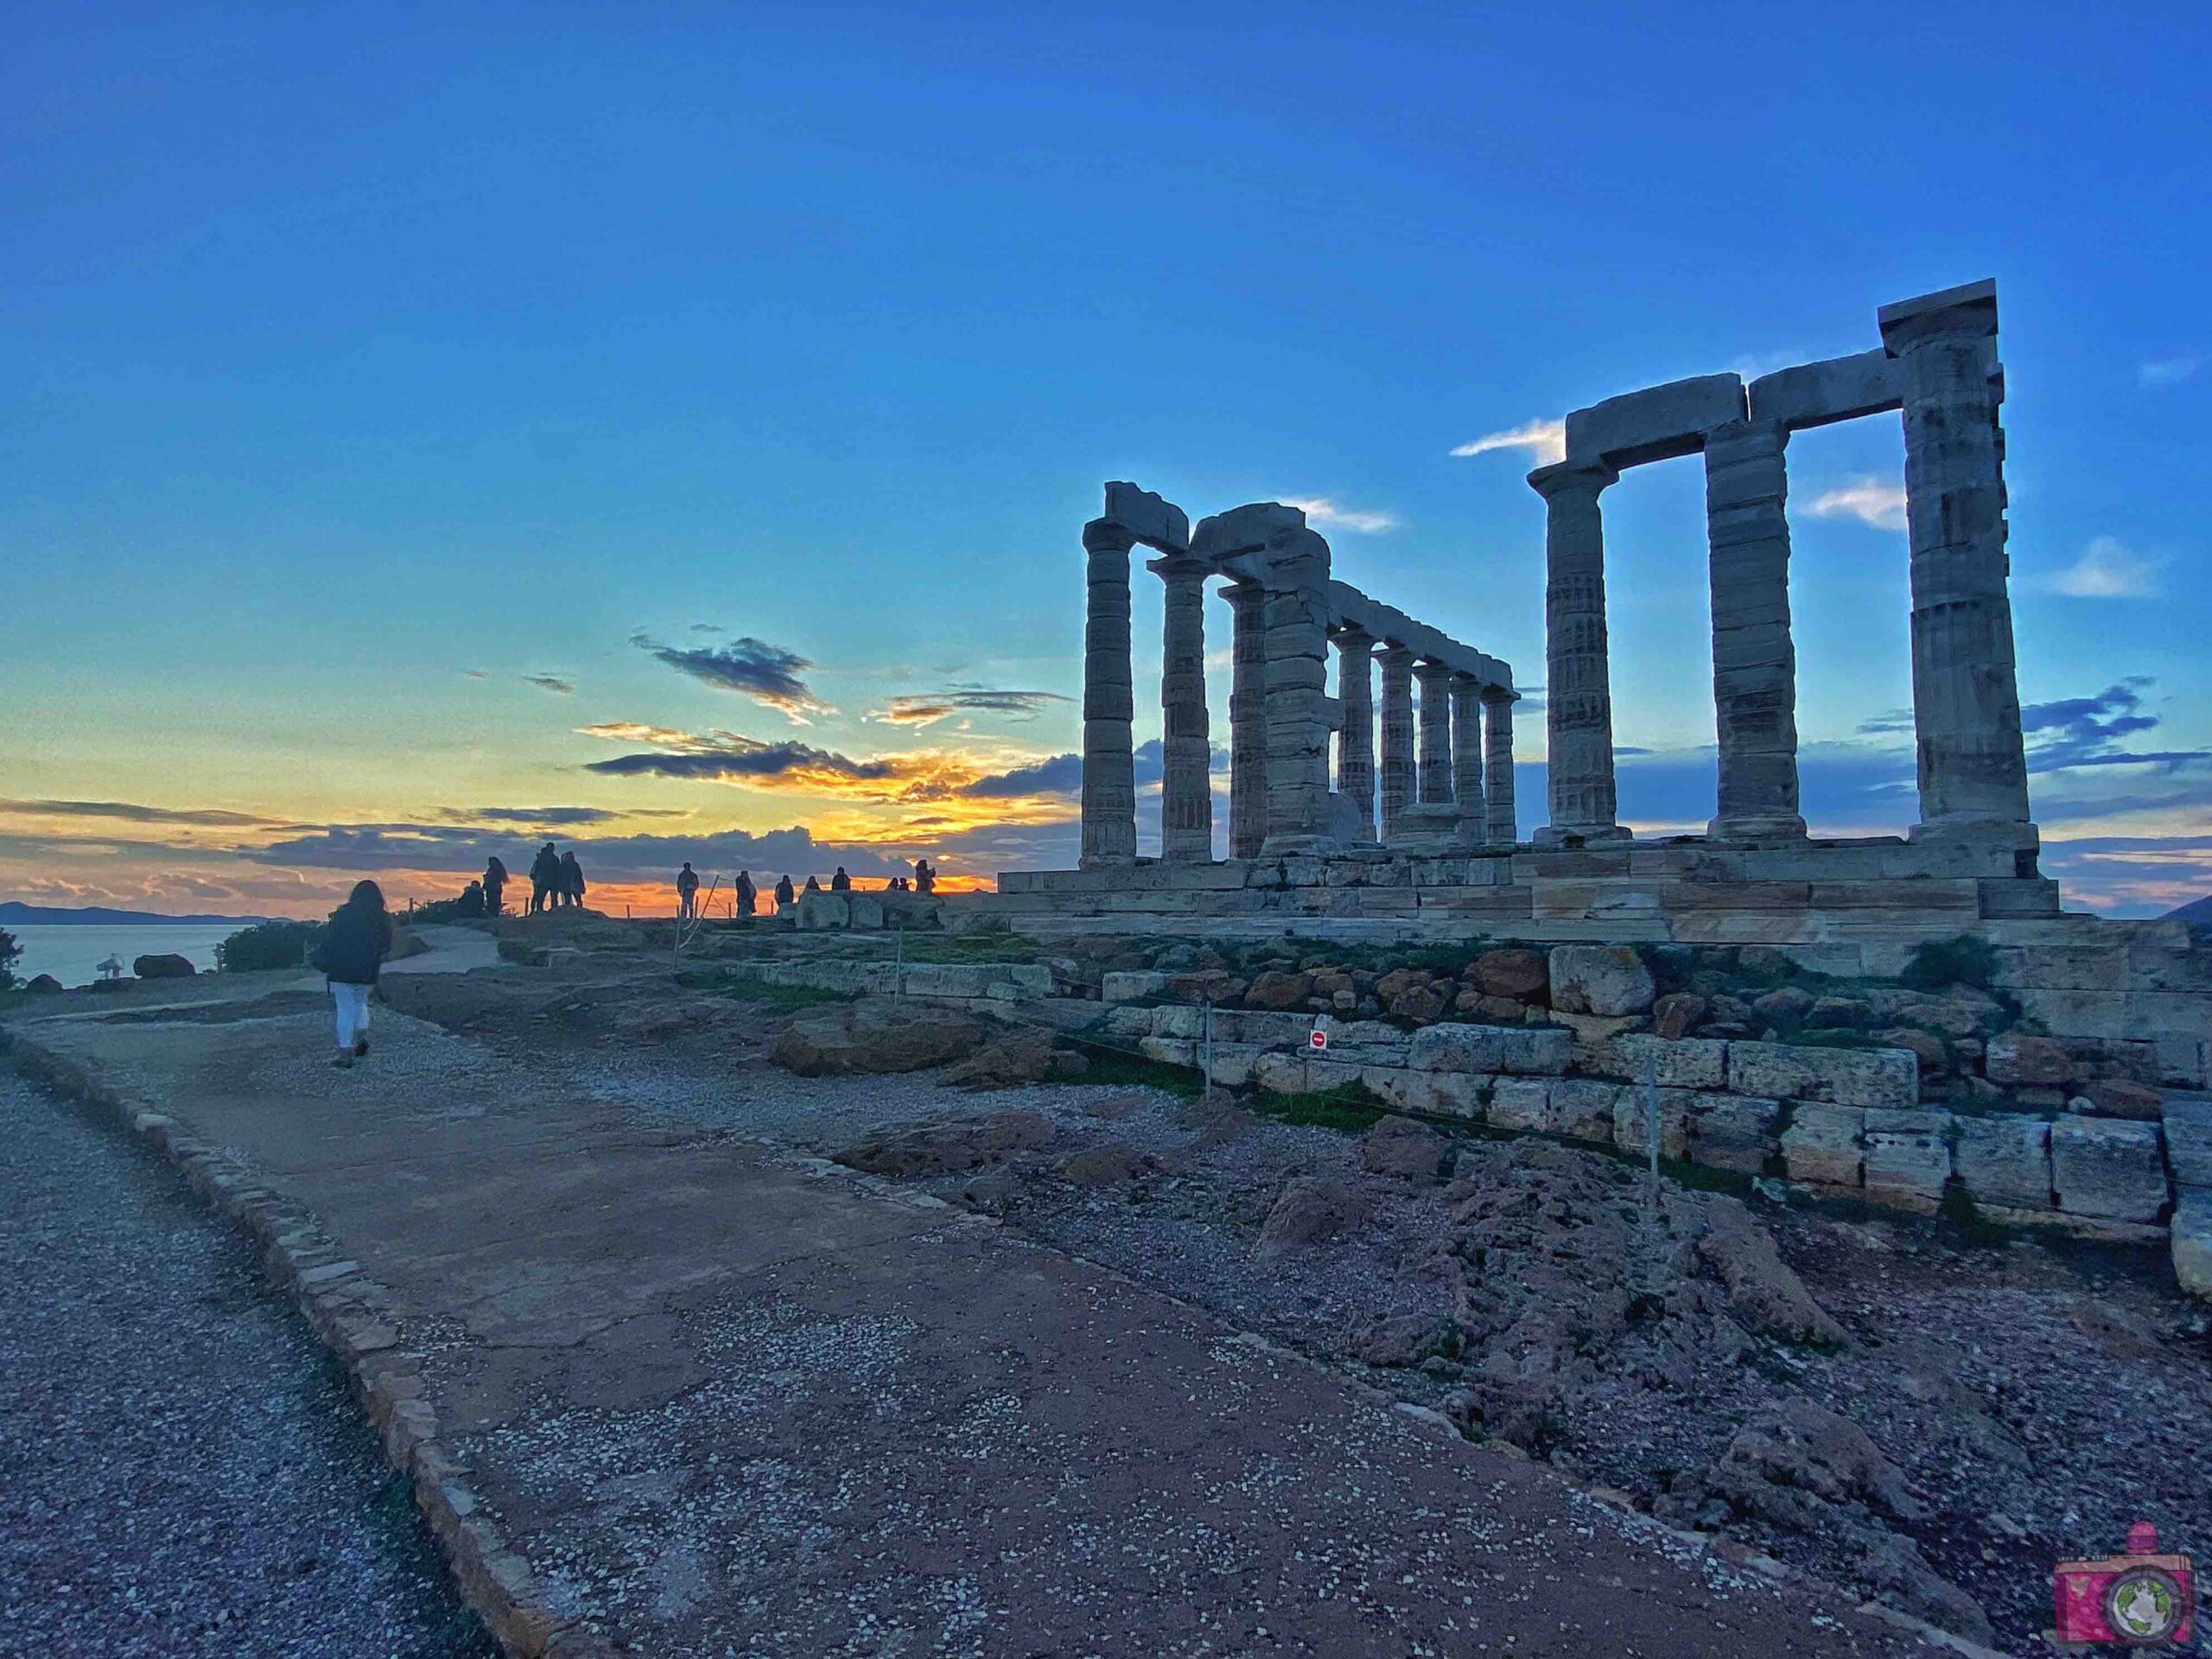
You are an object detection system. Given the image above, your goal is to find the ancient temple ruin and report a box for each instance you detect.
[1001,278,2080,958]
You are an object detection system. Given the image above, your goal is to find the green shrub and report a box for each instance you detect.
[0,926,18,990]
[1900,936,1999,993]
[216,919,321,973]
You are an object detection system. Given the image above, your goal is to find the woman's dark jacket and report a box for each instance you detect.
[317,905,393,986]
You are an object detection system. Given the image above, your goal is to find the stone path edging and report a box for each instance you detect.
[3,1029,613,1659]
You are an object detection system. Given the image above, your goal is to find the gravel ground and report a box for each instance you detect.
[0,1071,493,1659]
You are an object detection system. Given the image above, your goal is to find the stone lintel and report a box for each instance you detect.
[1878,278,1998,349]
[1101,480,1191,554]
[1564,373,1746,470]
[1325,581,1510,688]
[1745,349,1903,432]
[1190,500,1307,562]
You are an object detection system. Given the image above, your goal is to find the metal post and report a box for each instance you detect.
[1203,997,1214,1103]
[1642,1047,1661,1201]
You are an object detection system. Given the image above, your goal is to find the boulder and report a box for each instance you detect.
[1697,1200,1844,1344]
[1805,996,1871,1029]
[2173,1193,2212,1301]
[1650,992,1707,1039]
[832,1109,1056,1177]
[1751,985,1813,1021]
[1873,1027,1949,1087]
[1468,948,1548,1002]
[1385,983,1450,1025]
[771,997,982,1076]
[941,1026,1073,1089]
[1363,1115,1449,1182]
[1258,1179,1370,1258]
[1057,1142,1164,1186]
[22,974,61,994]
[1952,1114,2052,1212]
[1712,1398,1922,1521]
[1374,967,1433,1003]
[1860,1109,1952,1212]
[133,953,195,979]
[2050,1116,2168,1223]
[1346,1312,1457,1368]
[1781,1106,1864,1188]
[1548,945,1655,1017]
[1244,969,1313,1012]
[1986,1032,2073,1088]
[2077,1077,2164,1121]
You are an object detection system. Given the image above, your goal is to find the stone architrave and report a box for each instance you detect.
[1528,458,1626,844]
[1152,553,1213,862]
[1450,674,1486,843]
[1376,645,1415,843]
[1258,530,1339,855]
[1226,582,1267,860]
[1878,280,2033,842]
[1415,660,1455,807]
[1704,418,1807,840]
[1078,518,1137,868]
[1482,687,1516,845]
[1334,626,1377,842]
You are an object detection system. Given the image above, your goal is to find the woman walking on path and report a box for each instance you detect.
[315,880,394,1069]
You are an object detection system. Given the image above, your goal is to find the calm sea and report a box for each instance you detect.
[7,925,248,988]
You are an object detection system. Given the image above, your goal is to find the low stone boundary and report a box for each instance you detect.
[709,957,1055,1001]
[3,1031,610,1659]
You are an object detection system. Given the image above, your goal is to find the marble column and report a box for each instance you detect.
[1704,418,1807,841]
[1152,554,1213,862]
[1078,519,1137,868]
[1482,687,1517,846]
[1334,626,1377,842]
[1451,673,1486,843]
[1259,530,1339,855]
[1376,645,1415,843]
[1528,458,1627,844]
[1879,282,2032,841]
[1226,581,1267,860]
[1415,660,1455,806]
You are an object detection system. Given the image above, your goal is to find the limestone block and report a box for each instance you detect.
[2163,1098,2212,1191]
[1545,1078,1625,1145]
[1138,1036,1198,1069]
[1364,1067,1487,1121]
[1688,1094,1780,1173]
[1565,372,1746,468]
[1861,1109,1953,1212]
[1613,1087,1692,1160]
[1150,1005,1205,1040]
[1102,971,1169,1006]
[1487,1078,1553,1134]
[1103,480,1190,551]
[2173,1194,2212,1303]
[1611,1034,1730,1090]
[2157,1039,2209,1090]
[1953,1114,2052,1211]
[1781,1106,1864,1187]
[900,964,991,999]
[1408,1023,1573,1077]
[1254,1052,1363,1096]
[798,892,851,930]
[1986,1032,2071,1087]
[1745,349,1904,432]
[1548,945,1656,1016]
[1219,1010,1319,1046]
[848,894,886,930]
[1103,1007,1154,1039]
[1201,1043,1263,1089]
[1726,1042,1918,1110]
[2050,1117,2168,1224]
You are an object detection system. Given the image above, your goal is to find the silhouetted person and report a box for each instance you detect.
[803,874,821,894]
[914,858,936,893]
[773,874,795,909]
[677,861,700,921]
[529,842,560,913]
[830,866,850,892]
[316,880,394,1068]
[561,850,586,909]
[482,856,508,918]
[734,869,756,917]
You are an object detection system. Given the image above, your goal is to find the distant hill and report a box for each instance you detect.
[0,902,267,927]
[2167,894,2212,925]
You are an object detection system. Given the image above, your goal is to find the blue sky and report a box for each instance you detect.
[2,2,2207,914]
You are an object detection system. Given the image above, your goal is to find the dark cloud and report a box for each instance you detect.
[242,821,922,883]
[437,806,688,827]
[2021,680,2210,774]
[963,753,1083,798]
[630,632,829,721]
[520,674,575,696]
[585,737,906,785]
[870,688,1071,726]
[0,798,296,829]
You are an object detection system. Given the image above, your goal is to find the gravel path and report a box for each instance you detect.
[0,1071,493,1659]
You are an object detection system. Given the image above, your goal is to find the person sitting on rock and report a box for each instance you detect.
[677,861,701,921]
[734,869,756,917]
[529,842,561,913]
[773,874,795,908]
[830,867,850,892]
[482,855,508,918]
[803,874,822,894]
[560,849,586,909]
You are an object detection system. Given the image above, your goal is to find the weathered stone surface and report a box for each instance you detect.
[2076,1078,2164,1121]
[1651,992,1707,1039]
[2164,1097,2212,1191]
[832,1109,1054,1176]
[1058,1142,1164,1186]
[1102,971,1168,1006]
[1612,1034,1728,1090]
[2050,1117,2167,1223]
[1697,1200,1844,1345]
[1244,969,1313,1011]
[2174,1193,2212,1301]
[1745,348,1903,432]
[1688,1094,1780,1174]
[772,999,982,1076]
[941,1027,1073,1090]
[1952,1114,2051,1211]
[1258,1179,1370,1258]
[1861,1109,1952,1211]
[1548,945,1655,1017]
[133,953,195,979]
[1544,1078,1624,1144]
[1781,1106,1864,1188]
[1612,1086,1691,1160]
[1726,1042,1917,1110]
[1102,480,1190,550]
[1363,1116,1449,1182]
[23,974,62,994]
[1387,982,1451,1024]
[1986,1032,2071,1087]
[1363,1066,1486,1120]
[1468,949,1548,1001]
[1485,1078,1552,1135]
[1565,372,1745,469]
[1408,1023,1572,1077]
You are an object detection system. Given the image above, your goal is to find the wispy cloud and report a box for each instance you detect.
[1806,477,1908,531]
[0,798,296,829]
[1281,497,1402,534]
[1450,417,1566,465]
[2048,536,2164,599]
[461,669,492,680]
[629,632,831,724]
[520,673,575,696]
[866,688,1071,727]
[2139,353,2202,388]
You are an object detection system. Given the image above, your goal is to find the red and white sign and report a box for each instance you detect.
[1309,1029,1329,1051]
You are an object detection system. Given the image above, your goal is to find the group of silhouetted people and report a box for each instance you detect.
[511,843,585,913]
[697,860,937,919]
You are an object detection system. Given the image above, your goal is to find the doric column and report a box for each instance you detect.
[1334,626,1377,842]
[1078,519,1137,868]
[1528,458,1627,844]
[1879,282,2032,841]
[1451,674,1486,843]
[1225,582,1267,860]
[1152,554,1213,861]
[1482,687,1517,846]
[1415,661,1455,807]
[1259,530,1338,855]
[1704,418,1807,841]
[1376,645,1415,842]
